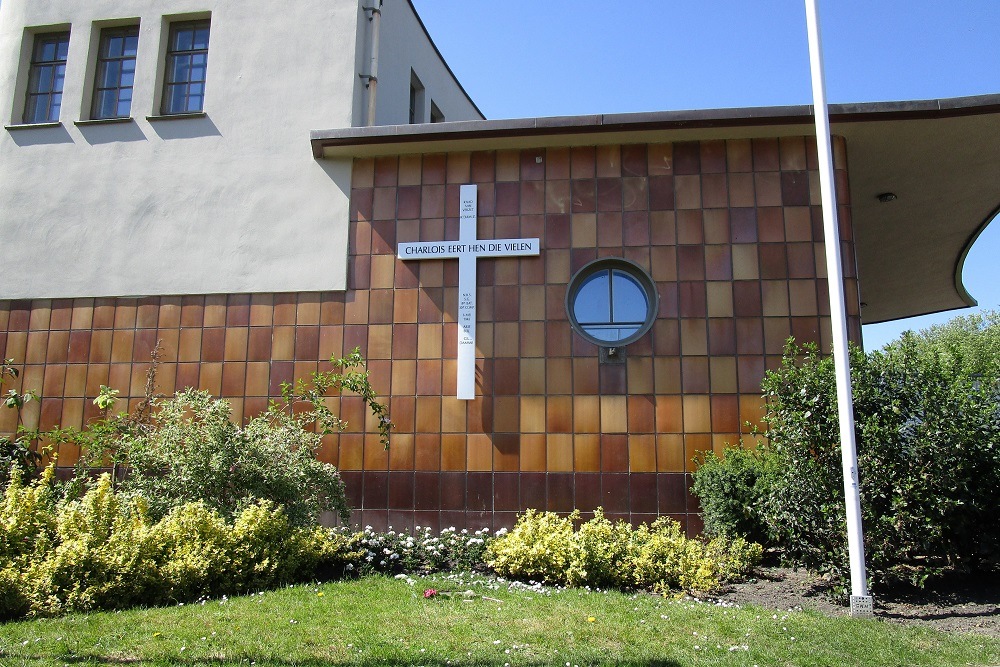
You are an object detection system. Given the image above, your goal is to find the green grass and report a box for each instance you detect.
[0,573,997,666]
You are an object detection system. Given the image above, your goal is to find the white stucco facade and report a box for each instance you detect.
[0,0,481,299]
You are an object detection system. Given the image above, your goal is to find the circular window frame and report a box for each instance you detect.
[565,257,659,348]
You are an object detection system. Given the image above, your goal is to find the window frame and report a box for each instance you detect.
[565,258,659,348]
[22,31,71,124]
[160,19,210,116]
[90,25,140,120]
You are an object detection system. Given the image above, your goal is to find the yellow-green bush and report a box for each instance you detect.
[487,509,762,593]
[0,464,360,620]
[484,509,580,584]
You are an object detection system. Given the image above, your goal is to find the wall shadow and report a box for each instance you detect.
[148,114,221,140]
[78,121,147,145]
[7,123,73,147]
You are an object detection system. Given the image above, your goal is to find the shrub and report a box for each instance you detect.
[107,388,350,526]
[484,509,580,585]
[707,334,1000,590]
[691,445,773,545]
[486,509,761,592]
[0,464,361,619]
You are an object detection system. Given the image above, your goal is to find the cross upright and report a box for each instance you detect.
[397,184,540,399]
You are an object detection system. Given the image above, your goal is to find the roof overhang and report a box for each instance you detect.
[311,94,1000,324]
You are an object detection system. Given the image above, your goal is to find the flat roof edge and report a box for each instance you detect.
[311,93,1000,157]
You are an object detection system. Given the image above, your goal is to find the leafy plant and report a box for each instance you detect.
[695,323,1000,591]
[691,445,773,545]
[486,508,761,592]
[0,359,45,485]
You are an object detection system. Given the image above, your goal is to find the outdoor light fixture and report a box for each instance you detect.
[876,192,897,203]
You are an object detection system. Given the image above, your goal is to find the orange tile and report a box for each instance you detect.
[198,363,223,396]
[653,357,681,394]
[393,289,418,323]
[467,433,492,471]
[441,433,466,470]
[417,324,442,359]
[25,331,48,364]
[494,322,519,357]
[685,433,714,466]
[545,249,571,284]
[519,358,545,394]
[26,301,51,330]
[63,364,87,397]
[224,327,248,361]
[70,299,95,330]
[4,331,27,362]
[710,357,738,393]
[573,434,601,472]
[391,359,416,395]
[520,396,545,432]
[573,395,600,433]
[573,357,599,394]
[364,434,388,470]
[389,432,414,470]
[344,291,369,324]
[683,395,711,432]
[177,328,202,362]
[85,364,110,397]
[244,362,269,396]
[629,434,656,472]
[647,143,673,175]
[414,433,440,471]
[680,320,708,356]
[547,433,573,472]
[367,324,393,360]
[519,321,546,358]
[441,397,467,432]
[156,329,180,363]
[42,364,66,396]
[519,433,546,472]
[110,330,134,364]
[731,244,759,280]
[533,351,569,393]
[495,150,520,181]
[655,395,684,432]
[203,295,227,327]
[789,280,818,316]
[600,396,627,433]
[754,172,782,207]
[270,326,294,361]
[493,396,520,432]
[520,285,545,321]
[571,213,597,247]
[595,145,621,178]
[415,396,441,433]
[221,363,246,397]
[706,282,734,318]
[656,434,686,472]
[626,356,654,394]
[627,395,656,432]
[674,175,701,209]
[546,395,573,433]
[249,294,274,326]
[339,434,363,470]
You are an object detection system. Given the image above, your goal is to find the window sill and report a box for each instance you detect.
[75,117,134,126]
[5,121,62,131]
[146,112,207,122]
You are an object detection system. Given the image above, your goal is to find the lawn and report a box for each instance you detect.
[1,573,997,666]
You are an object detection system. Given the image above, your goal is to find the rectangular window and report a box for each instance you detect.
[409,70,424,124]
[162,20,210,115]
[23,31,70,123]
[92,26,139,119]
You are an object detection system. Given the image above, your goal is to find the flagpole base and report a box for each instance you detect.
[850,595,874,617]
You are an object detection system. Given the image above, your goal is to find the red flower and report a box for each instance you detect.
[423,588,438,598]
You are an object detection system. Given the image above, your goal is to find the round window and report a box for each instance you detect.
[565,258,658,347]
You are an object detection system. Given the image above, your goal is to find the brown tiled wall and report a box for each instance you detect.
[0,137,860,535]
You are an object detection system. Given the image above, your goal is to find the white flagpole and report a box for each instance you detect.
[803,0,872,617]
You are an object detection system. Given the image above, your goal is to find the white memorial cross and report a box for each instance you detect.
[397,184,540,400]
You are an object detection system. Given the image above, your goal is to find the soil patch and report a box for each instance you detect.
[707,566,1000,636]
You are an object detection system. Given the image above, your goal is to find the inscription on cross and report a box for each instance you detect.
[397,184,540,399]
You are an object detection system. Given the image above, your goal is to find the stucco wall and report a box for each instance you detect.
[374,1,482,126]
[0,0,364,299]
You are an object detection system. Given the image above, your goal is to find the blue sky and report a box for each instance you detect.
[413,1,1000,349]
